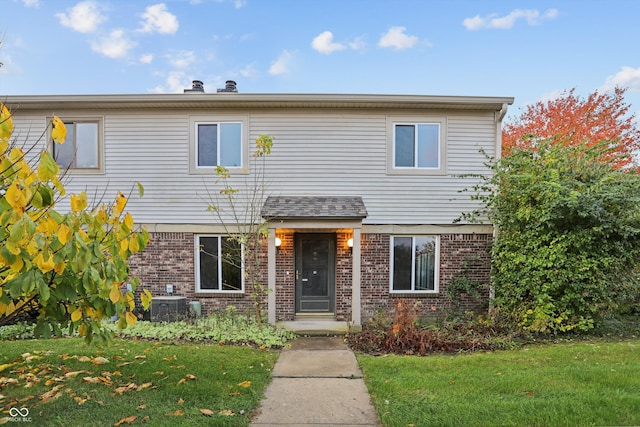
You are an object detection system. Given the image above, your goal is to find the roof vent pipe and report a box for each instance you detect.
[217,80,238,93]
[184,80,205,93]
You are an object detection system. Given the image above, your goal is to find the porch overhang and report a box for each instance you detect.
[261,196,367,327]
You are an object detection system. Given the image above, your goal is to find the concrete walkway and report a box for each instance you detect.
[250,336,380,427]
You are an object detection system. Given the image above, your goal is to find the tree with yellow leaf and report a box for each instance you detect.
[0,102,151,344]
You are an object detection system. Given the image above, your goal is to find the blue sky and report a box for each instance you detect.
[2,0,640,122]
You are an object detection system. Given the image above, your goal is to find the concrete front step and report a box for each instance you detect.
[277,319,359,335]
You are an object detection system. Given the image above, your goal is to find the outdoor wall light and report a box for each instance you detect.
[275,237,282,250]
[347,238,354,248]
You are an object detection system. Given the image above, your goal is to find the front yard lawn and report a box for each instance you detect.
[358,338,640,427]
[0,338,278,426]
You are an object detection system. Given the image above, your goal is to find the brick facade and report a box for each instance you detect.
[129,231,492,321]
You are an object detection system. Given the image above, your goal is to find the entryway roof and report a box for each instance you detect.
[261,196,368,220]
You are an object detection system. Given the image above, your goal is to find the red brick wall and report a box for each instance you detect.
[360,233,492,321]
[129,231,492,322]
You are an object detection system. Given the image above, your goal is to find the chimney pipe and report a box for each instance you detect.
[217,80,238,93]
[184,80,205,93]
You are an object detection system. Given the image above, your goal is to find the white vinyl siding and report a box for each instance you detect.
[37,109,496,225]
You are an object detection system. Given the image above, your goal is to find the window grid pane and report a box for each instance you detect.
[392,237,412,291]
[414,236,436,291]
[54,123,76,168]
[395,125,415,167]
[197,124,217,167]
[221,237,242,291]
[75,122,99,168]
[416,124,439,168]
[219,123,242,167]
[199,237,219,290]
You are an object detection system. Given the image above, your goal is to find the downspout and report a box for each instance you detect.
[489,102,509,314]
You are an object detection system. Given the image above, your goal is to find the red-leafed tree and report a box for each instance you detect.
[503,87,640,169]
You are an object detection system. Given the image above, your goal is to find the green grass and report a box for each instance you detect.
[0,338,278,426]
[357,338,640,427]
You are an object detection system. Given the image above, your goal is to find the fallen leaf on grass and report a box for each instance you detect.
[136,382,152,392]
[200,408,214,416]
[77,356,92,363]
[134,355,146,360]
[40,385,63,403]
[237,381,251,388]
[65,370,91,379]
[114,415,137,426]
[219,409,235,416]
[82,377,101,384]
[177,398,184,405]
[137,404,147,410]
[92,357,110,365]
[163,356,177,362]
[167,410,184,416]
[152,371,164,375]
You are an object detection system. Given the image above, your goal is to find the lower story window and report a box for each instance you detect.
[196,236,243,292]
[390,235,439,293]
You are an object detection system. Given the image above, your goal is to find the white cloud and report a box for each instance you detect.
[168,50,195,68]
[348,36,366,51]
[21,0,39,7]
[150,71,189,93]
[56,1,107,33]
[378,26,418,50]
[463,8,559,30]
[269,50,293,75]
[140,53,154,64]
[91,29,136,58]
[311,31,347,55]
[138,3,179,34]
[601,66,640,92]
[239,63,257,78]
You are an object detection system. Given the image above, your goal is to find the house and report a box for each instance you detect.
[6,82,513,328]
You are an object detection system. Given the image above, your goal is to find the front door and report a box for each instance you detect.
[295,233,335,313]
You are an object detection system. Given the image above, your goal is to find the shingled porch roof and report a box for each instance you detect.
[261,196,368,220]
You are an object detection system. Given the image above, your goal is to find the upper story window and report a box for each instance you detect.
[387,116,446,175]
[390,235,439,293]
[195,235,244,293]
[190,115,248,174]
[51,119,103,172]
[196,122,242,167]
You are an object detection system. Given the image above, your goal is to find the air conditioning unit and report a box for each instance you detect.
[150,296,187,321]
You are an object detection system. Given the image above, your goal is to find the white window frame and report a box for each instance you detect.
[386,115,447,176]
[49,116,104,174]
[389,235,440,294]
[195,235,245,293]
[189,115,249,175]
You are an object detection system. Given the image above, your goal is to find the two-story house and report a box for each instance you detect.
[6,81,513,329]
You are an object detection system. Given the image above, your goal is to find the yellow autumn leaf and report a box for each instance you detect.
[123,212,134,230]
[34,253,55,273]
[70,192,87,213]
[166,410,184,416]
[5,182,27,210]
[199,408,214,416]
[54,261,66,275]
[218,409,235,416]
[109,284,121,303]
[125,292,135,311]
[71,308,83,322]
[237,381,251,388]
[51,116,67,144]
[57,224,71,245]
[115,192,127,215]
[0,103,13,146]
[140,289,152,311]
[120,238,129,253]
[78,323,87,336]
[129,235,140,252]
[125,311,137,327]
